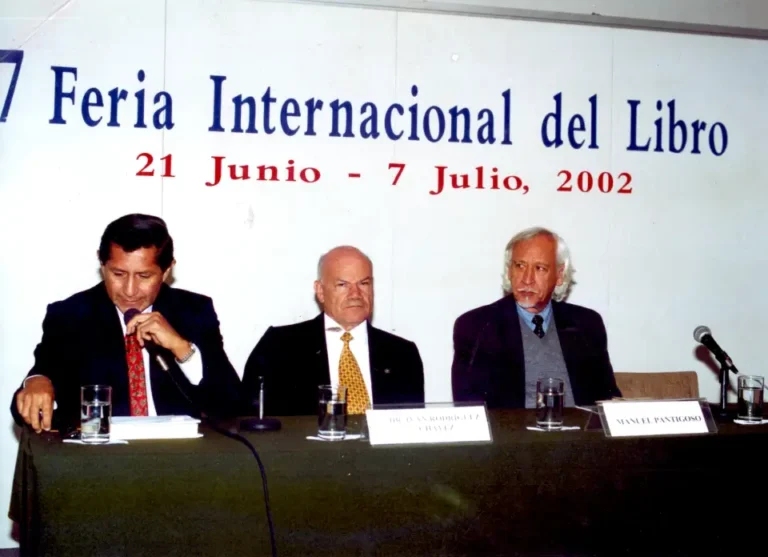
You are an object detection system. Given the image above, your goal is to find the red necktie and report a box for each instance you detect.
[125,334,149,416]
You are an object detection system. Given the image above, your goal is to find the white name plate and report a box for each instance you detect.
[366,406,492,446]
[599,400,712,437]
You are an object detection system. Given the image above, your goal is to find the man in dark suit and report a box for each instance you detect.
[11,214,242,433]
[452,227,621,409]
[243,246,424,416]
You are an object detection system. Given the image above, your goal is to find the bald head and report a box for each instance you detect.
[317,246,372,280]
[314,246,374,330]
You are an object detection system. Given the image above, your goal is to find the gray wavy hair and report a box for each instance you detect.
[501,227,574,301]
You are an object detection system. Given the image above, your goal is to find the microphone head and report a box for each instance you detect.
[693,325,711,343]
[123,308,141,326]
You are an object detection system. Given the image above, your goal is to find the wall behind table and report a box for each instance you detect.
[2,0,767,549]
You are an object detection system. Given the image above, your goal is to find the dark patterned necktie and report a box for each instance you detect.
[125,334,149,416]
[532,315,545,339]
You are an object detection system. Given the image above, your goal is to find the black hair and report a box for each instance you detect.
[98,214,174,271]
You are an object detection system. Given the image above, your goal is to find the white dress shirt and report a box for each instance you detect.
[323,313,373,402]
[116,305,202,416]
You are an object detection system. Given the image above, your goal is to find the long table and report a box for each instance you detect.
[10,409,768,556]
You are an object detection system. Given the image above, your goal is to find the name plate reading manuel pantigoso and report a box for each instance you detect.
[598,399,717,438]
[366,405,492,446]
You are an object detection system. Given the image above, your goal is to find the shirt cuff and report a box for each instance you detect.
[176,344,203,386]
[23,374,43,389]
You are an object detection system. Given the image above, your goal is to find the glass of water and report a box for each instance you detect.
[81,385,112,444]
[536,377,565,430]
[737,375,764,422]
[318,385,347,441]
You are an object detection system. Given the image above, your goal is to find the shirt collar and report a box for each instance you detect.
[515,300,553,331]
[323,313,368,340]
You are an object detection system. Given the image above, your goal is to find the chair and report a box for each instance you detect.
[614,371,700,400]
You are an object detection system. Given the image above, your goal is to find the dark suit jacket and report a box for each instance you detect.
[451,295,622,409]
[242,313,425,416]
[10,282,243,430]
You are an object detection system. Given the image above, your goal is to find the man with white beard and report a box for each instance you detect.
[451,227,622,409]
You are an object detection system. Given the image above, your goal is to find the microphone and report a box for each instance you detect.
[123,308,170,371]
[693,325,738,373]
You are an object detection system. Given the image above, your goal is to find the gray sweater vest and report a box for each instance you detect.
[520,313,575,409]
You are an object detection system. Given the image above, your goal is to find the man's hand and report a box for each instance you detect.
[16,376,55,433]
[125,311,192,361]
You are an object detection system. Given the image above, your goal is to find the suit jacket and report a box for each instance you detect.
[10,282,243,430]
[242,313,425,416]
[451,295,622,409]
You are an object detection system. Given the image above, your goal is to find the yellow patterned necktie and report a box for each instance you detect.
[338,332,371,414]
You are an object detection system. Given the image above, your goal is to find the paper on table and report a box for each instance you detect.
[526,426,581,432]
[733,418,768,425]
[306,434,364,441]
[63,439,129,445]
[111,415,201,440]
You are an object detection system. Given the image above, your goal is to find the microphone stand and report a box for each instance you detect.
[239,376,282,432]
[718,364,729,420]
[716,360,738,422]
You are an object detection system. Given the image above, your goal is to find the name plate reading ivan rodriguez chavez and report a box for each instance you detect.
[366,406,492,446]
[598,399,717,438]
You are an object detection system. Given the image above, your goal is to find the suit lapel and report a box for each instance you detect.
[312,313,331,385]
[151,284,177,348]
[499,296,526,396]
[147,285,171,412]
[148,284,196,414]
[367,321,377,372]
[367,322,383,403]
[552,302,586,403]
[91,284,131,415]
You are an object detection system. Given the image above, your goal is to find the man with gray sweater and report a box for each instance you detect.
[451,227,622,409]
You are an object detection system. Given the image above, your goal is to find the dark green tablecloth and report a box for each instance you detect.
[10,409,768,556]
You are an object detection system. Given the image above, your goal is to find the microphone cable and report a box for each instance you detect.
[152,358,279,557]
[205,419,278,557]
[122,309,278,556]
